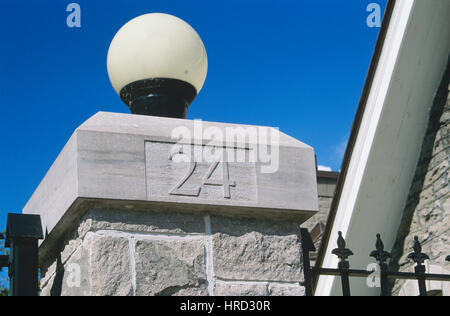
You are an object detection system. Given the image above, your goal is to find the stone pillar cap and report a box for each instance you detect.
[23,112,318,245]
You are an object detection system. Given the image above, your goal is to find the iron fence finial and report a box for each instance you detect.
[306,233,450,297]
[407,236,429,266]
[332,231,354,265]
[331,231,353,296]
[370,233,391,264]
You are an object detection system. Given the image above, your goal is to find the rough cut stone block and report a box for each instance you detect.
[214,282,304,296]
[85,208,205,235]
[268,284,305,296]
[40,235,91,296]
[214,283,268,296]
[211,215,303,282]
[40,233,132,296]
[134,239,207,296]
[39,208,308,296]
[89,234,132,296]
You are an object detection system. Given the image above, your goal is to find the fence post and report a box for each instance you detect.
[300,228,316,296]
[0,234,8,272]
[369,234,391,296]
[332,231,353,296]
[5,214,43,296]
[407,236,429,297]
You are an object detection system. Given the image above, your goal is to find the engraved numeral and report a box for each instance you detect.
[168,147,236,199]
[202,160,236,199]
[168,147,201,197]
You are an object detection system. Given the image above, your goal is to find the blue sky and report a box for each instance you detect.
[0,0,386,242]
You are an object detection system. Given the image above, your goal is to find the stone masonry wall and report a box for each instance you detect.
[39,207,306,296]
[304,173,338,264]
[390,60,450,296]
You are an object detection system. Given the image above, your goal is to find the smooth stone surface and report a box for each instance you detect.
[24,112,318,247]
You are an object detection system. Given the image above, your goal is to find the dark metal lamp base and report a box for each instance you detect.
[120,78,197,119]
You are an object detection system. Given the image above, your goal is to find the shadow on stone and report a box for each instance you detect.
[87,206,206,235]
[50,254,64,296]
[389,56,450,294]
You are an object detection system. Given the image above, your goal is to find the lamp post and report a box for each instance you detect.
[107,13,208,118]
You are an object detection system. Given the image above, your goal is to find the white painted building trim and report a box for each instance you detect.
[316,0,450,296]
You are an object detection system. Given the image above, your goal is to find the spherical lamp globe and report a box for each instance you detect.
[107,13,208,118]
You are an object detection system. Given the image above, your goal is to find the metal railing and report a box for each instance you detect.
[0,214,43,296]
[301,229,450,296]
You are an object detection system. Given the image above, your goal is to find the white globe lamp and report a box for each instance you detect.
[107,13,208,118]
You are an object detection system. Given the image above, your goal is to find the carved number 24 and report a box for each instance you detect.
[168,150,236,199]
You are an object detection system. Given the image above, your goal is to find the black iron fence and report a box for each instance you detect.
[301,229,450,296]
[0,213,43,296]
